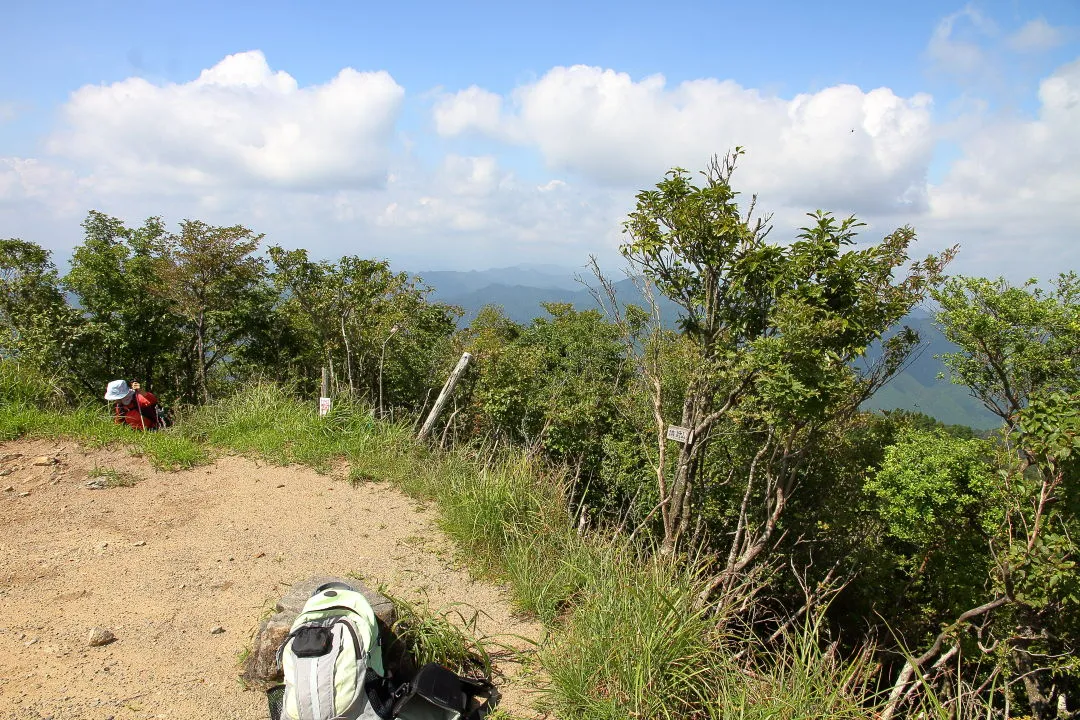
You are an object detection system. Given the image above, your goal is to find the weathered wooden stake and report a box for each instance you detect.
[319,367,331,416]
[417,352,472,441]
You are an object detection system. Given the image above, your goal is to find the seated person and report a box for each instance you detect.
[104,379,161,430]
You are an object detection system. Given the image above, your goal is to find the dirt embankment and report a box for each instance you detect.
[0,438,542,720]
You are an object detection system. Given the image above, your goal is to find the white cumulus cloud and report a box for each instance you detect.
[433,65,935,214]
[47,50,405,192]
[930,57,1080,235]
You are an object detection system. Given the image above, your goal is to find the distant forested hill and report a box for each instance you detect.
[415,265,1000,430]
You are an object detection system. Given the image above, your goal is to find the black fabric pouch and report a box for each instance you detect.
[291,626,333,657]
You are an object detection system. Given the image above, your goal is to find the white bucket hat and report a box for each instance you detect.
[104,379,134,401]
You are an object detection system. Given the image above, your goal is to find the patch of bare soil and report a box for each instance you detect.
[0,438,544,719]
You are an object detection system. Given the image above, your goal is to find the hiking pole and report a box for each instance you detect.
[133,381,147,431]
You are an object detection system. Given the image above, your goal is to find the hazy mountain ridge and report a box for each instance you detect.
[413,265,1000,430]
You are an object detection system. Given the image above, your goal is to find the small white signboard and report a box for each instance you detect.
[666,425,690,443]
[319,397,332,416]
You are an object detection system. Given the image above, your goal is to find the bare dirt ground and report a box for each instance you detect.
[0,438,544,720]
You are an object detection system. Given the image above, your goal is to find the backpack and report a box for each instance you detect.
[269,582,387,720]
[385,663,500,720]
[266,583,501,720]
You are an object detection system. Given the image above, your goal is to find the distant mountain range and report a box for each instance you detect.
[413,264,1000,431]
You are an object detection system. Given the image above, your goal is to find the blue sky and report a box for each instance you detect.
[1,0,1078,276]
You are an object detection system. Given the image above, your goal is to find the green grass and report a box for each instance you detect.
[181,382,418,475]
[383,591,497,678]
[87,463,140,488]
[538,552,730,720]
[717,615,880,720]
[0,402,206,469]
[0,359,66,408]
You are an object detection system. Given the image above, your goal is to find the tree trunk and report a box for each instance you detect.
[195,311,208,404]
[1014,630,1054,719]
[661,441,699,554]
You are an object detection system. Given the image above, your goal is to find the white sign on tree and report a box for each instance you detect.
[666,425,690,443]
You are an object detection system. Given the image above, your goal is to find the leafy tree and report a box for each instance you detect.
[610,151,954,599]
[64,211,181,396]
[268,246,458,409]
[0,239,84,388]
[460,303,628,483]
[935,273,1080,424]
[875,275,1080,719]
[158,220,266,403]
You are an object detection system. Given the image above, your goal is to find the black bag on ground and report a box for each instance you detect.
[384,663,499,720]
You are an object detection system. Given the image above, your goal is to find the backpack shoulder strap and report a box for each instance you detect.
[363,666,398,720]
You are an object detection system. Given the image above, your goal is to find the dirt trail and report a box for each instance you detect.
[0,438,544,720]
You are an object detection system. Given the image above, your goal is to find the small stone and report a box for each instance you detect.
[253,552,266,559]
[133,541,146,547]
[87,627,115,647]
[86,480,104,490]
[275,483,285,488]
[17,491,29,498]
[24,637,39,647]
[31,456,57,467]
[0,469,12,476]
[209,626,225,635]
[3,485,13,492]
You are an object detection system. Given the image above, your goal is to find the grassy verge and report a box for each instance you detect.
[0,402,207,469]
[1,380,888,719]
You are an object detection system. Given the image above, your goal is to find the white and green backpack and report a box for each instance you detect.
[273,582,386,720]
[267,581,499,720]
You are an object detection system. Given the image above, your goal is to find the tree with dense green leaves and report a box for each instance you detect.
[458,302,629,486]
[268,246,458,410]
[861,275,1080,719]
[612,151,954,598]
[0,238,84,388]
[158,220,266,403]
[64,212,183,396]
[935,273,1080,425]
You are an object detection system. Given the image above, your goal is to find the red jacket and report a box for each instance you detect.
[114,390,160,430]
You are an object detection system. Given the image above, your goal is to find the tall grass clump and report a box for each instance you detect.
[717,614,880,720]
[427,450,605,621]
[0,359,66,408]
[436,453,559,566]
[183,382,417,474]
[540,552,729,720]
[382,590,496,678]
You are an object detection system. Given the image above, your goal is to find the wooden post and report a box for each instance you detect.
[417,352,472,441]
[319,367,331,416]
